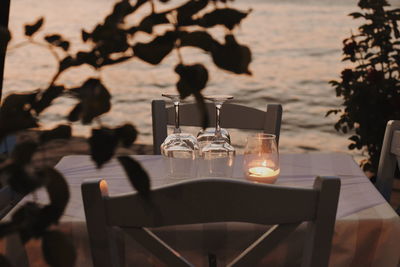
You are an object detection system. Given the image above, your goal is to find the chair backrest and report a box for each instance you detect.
[376,120,400,202]
[82,176,340,267]
[151,100,283,155]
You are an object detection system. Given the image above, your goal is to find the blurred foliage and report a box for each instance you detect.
[328,0,400,176]
[0,0,252,266]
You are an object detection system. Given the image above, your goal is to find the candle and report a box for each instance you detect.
[246,166,280,184]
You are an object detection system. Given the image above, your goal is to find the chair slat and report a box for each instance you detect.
[390,130,400,156]
[105,179,318,227]
[124,227,193,267]
[228,223,301,267]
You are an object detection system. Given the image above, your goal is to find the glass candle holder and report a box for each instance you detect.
[243,133,280,183]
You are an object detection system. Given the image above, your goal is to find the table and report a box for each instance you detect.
[3,153,400,266]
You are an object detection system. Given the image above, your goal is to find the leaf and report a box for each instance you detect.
[179,31,218,52]
[11,202,42,242]
[33,85,65,114]
[42,167,70,221]
[44,34,61,43]
[198,8,250,30]
[89,128,118,168]
[117,156,150,198]
[24,17,44,37]
[115,124,138,147]
[0,93,39,138]
[81,30,91,42]
[211,35,252,74]
[59,56,75,72]
[133,31,177,65]
[137,12,169,34]
[70,79,112,124]
[176,0,209,26]
[39,125,72,144]
[67,103,82,122]
[325,109,341,117]
[6,164,42,194]
[175,64,208,98]
[349,12,364,19]
[11,141,38,165]
[0,26,12,51]
[42,231,76,267]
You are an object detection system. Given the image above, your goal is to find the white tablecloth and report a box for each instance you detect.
[4,153,400,266]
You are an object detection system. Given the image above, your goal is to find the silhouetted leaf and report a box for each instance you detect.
[44,34,61,43]
[137,12,169,34]
[59,56,75,72]
[70,79,111,124]
[67,103,82,122]
[115,124,138,147]
[5,164,42,194]
[75,51,99,68]
[24,17,44,37]
[11,202,42,242]
[91,25,129,55]
[349,12,364,18]
[133,31,177,65]
[89,128,118,168]
[0,93,38,139]
[101,55,132,67]
[58,41,70,51]
[39,125,72,144]
[0,254,14,267]
[176,0,209,26]
[33,85,65,114]
[11,141,38,165]
[81,30,91,42]
[0,27,11,51]
[117,156,150,198]
[42,167,70,220]
[179,31,218,52]
[175,64,208,98]
[42,231,76,267]
[104,0,134,26]
[198,8,250,30]
[211,35,252,74]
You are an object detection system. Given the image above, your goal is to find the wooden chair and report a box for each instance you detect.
[151,100,283,155]
[376,120,400,212]
[82,176,340,267]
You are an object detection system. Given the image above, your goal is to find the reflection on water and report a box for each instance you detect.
[4,0,400,158]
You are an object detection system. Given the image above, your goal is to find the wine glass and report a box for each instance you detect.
[243,133,280,184]
[197,127,231,150]
[160,93,198,179]
[198,95,235,177]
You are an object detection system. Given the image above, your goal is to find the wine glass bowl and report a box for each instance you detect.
[160,93,199,179]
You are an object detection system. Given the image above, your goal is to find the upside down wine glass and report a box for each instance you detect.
[198,95,235,177]
[160,94,198,179]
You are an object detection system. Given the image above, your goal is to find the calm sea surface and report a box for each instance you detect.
[4,0,400,156]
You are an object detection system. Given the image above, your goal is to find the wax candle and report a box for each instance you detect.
[246,166,280,184]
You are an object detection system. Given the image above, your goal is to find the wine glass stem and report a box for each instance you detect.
[173,101,181,134]
[215,103,222,139]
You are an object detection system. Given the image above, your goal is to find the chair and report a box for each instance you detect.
[151,100,283,155]
[82,176,340,267]
[376,120,400,212]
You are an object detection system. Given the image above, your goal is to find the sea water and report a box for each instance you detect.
[4,0,400,158]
